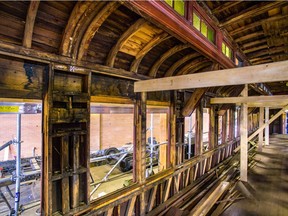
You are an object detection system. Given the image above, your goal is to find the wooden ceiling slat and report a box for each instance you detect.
[175,57,208,76]
[234,31,264,43]
[212,1,243,14]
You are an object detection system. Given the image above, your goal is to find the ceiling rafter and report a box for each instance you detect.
[212,1,242,14]
[176,57,209,76]
[241,38,267,50]
[243,44,268,54]
[229,14,288,36]
[77,2,120,61]
[248,45,288,59]
[130,32,170,73]
[234,31,264,43]
[164,52,200,77]
[59,1,93,56]
[106,18,147,68]
[219,1,286,27]
[149,44,190,77]
[23,0,40,48]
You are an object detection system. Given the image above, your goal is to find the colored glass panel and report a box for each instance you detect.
[193,13,201,31]
[174,0,185,16]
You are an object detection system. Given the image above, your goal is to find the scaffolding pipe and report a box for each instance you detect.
[150,113,154,173]
[14,114,21,215]
[188,115,192,159]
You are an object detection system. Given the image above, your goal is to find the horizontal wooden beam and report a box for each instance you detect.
[0,40,149,81]
[134,60,288,92]
[211,95,288,107]
[248,104,288,141]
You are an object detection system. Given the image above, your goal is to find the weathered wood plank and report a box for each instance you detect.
[71,135,80,208]
[61,136,70,214]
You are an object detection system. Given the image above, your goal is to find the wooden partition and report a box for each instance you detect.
[42,65,91,215]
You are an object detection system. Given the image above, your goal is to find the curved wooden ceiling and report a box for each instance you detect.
[0,1,287,96]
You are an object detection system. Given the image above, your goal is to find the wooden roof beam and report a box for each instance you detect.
[106,18,147,67]
[241,39,267,50]
[234,31,264,43]
[181,88,207,117]
[134,60,288,92]
[229,14,288,36]
[248,45,288,59]
[164,52,200,77]
[149,44,190,77]
[176,59,211,76]
[219,1,286,27]
[59,1,93,56]
[212,1,242,14]
[23,1,40,48]
[130,32,171,73]
[243,44,268,54]
[77,2,120,61]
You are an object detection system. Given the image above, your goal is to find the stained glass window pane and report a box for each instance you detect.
[222,43,226,54]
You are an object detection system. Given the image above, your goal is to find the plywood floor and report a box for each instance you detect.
[222,135,288,216]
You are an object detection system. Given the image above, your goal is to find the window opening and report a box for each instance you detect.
[192,11,215,43]
[164,0,185,16]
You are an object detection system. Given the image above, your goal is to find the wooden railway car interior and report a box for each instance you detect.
[0,1,287,215]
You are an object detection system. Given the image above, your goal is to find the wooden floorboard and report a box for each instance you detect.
[222,135,288,216]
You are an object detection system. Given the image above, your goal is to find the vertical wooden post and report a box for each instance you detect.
[71,135,80,208]
[230,108,235,140]
[209,106,216,150]
[61,136,70,214]
[168,91,176,167]
[240,84,248,182]
[159,114,167,171]
[265,107,269,146]
[258,107,264,151]
[134,92,147,184]
[221,112,227,143]
[195,101,203,156]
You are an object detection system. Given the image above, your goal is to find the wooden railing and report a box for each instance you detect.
[76,138,241,216]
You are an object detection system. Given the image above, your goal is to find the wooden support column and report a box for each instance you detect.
[265,107,269,145]
[209,106,217,150]
[61,136,70,214]
[159,114,167,171]
[71,135,80,208]
[134,92,147,183]
[195,101,203,156]
[258,107,264,151]
[221,112,227,143]
[240,85,248,182]
[168,91,176,167]
[230,107,235,140]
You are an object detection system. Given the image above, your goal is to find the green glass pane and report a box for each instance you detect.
[222,43,226,54]
[174,0,185,16]
[228,49,232,59]
[201,22,207,37]
[165,0,173,7]
[226,46,230,57]
[193,13,201,31]
[208,28,215,43]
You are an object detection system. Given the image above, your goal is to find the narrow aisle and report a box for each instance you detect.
[222,135,288,216]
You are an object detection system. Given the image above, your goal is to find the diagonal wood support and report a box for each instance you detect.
[181,88,207,117]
